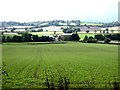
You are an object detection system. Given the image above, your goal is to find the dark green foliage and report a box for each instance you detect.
[83,35,88,43]
[87,36,97,43]
[6,36,12,42]
[31,29,43,32]
[66,30,72,33]
[2,35,5,42]
[39,36,54,42]
[106,28,109,33]
[11,28,16,32]
[38,29,43,32]
[62,34,80,41]
[71,34,80,41]
[21,32,32,42]
[95,33,120,41]
[62,35,71,41]
[32,35,39,42]
[111,34,120,41]
[95,34,105,40]
[63,27,80,33]
[104,34,111,39]
[63,28,72,33]
[104,38,111,43]
[83,35,97,43]
[12,36,22,42]
[2,33,54,42]
[86,30,89,33]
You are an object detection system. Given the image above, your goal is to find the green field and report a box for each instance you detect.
[2,42,119,88]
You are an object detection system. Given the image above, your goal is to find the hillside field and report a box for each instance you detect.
[2,42,119,89]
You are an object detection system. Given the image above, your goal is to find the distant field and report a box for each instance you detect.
[78,33,95,40]
[31,31,63,36]
[80,22,103,26]
[2,42,118,88]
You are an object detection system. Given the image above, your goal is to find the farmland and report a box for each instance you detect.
[2,42,118,89]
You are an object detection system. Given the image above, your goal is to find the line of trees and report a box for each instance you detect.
[2,32,54,42]
[82,33,120,43]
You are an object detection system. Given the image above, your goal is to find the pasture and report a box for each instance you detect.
[2,42,118,89]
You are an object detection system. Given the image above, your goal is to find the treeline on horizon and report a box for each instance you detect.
[2,32,120,43]
[0,20,120,27]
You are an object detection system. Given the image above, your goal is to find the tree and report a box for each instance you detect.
[63,28,67,33]
[83,35,88,43]
[2,35,6,42]
[37,29,43,32]
[106,28,109,33]
[12,36,22,42]
[104,37,111,43]
[21,32,32,42]
[66,30,72,33]
[95,34,105,41]
[103,30,105,34]
[32,35,39,42]
[71,34,80,41]
[11,28,16,32]
[86,30,89,33]
[104,34,111,39]
[63,28,73,33]
[87,36,97,43]
[54,31,56,35]
[94,30,97,33]
[6,36,12,42]
[111,34,120,41]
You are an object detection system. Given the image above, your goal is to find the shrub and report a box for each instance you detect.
[39,36,54,42]
[71,34,80,41]
[83,35,88,43]
[111,34,120,41]
[94,34,104,40]
[12,36,22,42]
[104,38,111,43]
[104,34,111,39]
[87,36,97,43]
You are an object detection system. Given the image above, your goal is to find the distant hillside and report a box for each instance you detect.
[0,20,119,28]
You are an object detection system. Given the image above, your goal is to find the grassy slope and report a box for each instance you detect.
[2,42,118,88]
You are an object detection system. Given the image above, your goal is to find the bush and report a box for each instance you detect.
[83,35,88,43]
[22,32,32,42]
[32,35,39,42]
[83,36,97,43]
[71,34,80,41]
[87,36,97,43]
[12,36,22,42]
[104,38,111,43]
[94,34,105,40]
[104,34,111,39]
[111,34,120,41]
[39,36,54,42]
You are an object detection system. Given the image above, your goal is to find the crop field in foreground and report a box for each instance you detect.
[2,42,119,89]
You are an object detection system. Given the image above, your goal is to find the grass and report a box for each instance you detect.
[78,33,95,40]
[31,31,63,36]
[2,42,119,89]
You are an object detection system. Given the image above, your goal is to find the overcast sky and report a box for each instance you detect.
[0,0,119,22]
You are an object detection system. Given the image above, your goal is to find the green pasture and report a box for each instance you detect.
[78,33,95,40]
[2,42,118,88]
[31,31,63,36]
